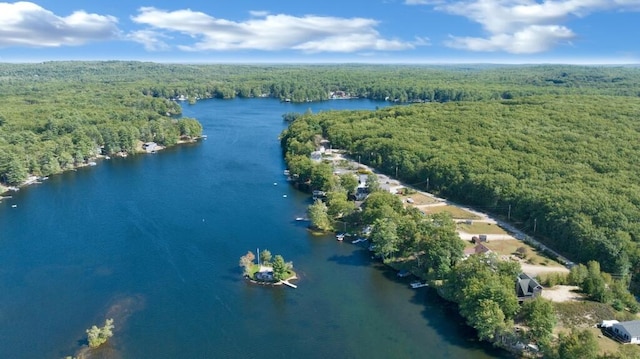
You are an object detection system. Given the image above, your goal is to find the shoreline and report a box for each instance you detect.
[0,137,205,197]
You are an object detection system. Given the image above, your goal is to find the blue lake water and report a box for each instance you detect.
[0,98,506,358]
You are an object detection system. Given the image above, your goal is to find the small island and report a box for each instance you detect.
[239,249,297,288]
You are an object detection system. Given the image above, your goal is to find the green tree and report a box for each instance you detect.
[567,263,588,285]
[339,173,359,196]
[308,199,332,231]
[0,155,28,185]
[86,318,114,349]
[521,297,557,346]
[467,299,506,341]
[271,255,287,281]
[555,328,598,359]
[366,173,380,193]
[177,118,203,138]
[239,251,256,276]
[418,212,464,278]
[310,162,336,191]
[370,218,399,260]
[260,249,272,265]
[326,190,355,219]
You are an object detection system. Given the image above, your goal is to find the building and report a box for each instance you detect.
[516,273,542,302]
[463,243,492,257]
[142,142,158,153]
[610,320,640,344]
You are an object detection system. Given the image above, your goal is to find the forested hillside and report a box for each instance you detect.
[0,62,207,187]
[280,94,640,278]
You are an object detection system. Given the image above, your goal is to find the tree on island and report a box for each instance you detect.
[272,255,294,281]
[86,318,114,349]
[239,251,256,276]
[239,250,295,283]
[260,249,272,265]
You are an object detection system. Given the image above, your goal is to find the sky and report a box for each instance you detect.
[0,0,639,64]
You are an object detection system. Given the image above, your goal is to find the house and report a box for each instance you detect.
[142,142,158,153]
[516,273,543,302]
[355,187,368,201]
[610,320,640,344]
[312,190,327,201]
[464,243,492,257]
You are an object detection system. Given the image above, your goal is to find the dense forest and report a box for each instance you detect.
[4,61,640,277]
[280,93,640,281]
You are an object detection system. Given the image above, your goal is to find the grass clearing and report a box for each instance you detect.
[400,192,439,205]
[484,239,565,267]
[422,205,481,219]
[457,222,508,235]
[588,327,622,356]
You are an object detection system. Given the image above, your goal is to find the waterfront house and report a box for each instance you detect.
[142,142,158,153]
[610,320,640,344]
[516,273,542,302]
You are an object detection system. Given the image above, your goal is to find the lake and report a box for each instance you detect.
[0,98,506,358]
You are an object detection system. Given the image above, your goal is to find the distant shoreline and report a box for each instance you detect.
[0,137,204,197]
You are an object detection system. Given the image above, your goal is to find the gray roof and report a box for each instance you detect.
[616,320,640,337]
[516,273,542,297]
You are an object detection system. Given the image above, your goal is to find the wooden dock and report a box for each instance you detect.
[281,280,297,289]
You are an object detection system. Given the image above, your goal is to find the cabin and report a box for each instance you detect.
[516,273,543,302]
[142,142,158,153]
[610,320,640,344]
[463,243,492,257]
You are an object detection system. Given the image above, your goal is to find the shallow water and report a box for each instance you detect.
[0,98,506,359]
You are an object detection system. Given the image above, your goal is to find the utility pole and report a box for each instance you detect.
[426,177,429,191]
[508,204,511,220]
[533,218,537,233]
[395,166,398,178]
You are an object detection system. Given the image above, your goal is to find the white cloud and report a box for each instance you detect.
[446,25,575,54]
[249,10,270,17]
[131,7,425,53]
[127,30,171,51]
[412,0,640,53]
[0,1,119,47]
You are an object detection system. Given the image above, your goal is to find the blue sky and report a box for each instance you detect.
[0,0,638,64]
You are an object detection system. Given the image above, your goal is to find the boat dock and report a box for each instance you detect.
[410,281,428,289]
[281,280,297,289]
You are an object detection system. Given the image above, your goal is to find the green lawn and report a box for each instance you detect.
[457,222,508,235]
[423,205,481,219]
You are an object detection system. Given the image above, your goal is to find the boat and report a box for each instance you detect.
[88,161,97,166]
[351,238,367,244]
[410,281,428,289]
[397,270,410,278]
[295,217,308,221]
[336,233,345,241]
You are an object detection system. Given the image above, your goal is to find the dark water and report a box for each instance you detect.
[0,98,506,359]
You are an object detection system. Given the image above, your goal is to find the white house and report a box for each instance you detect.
[611,320,640,344]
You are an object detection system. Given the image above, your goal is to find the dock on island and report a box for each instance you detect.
[281,280,297,289]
